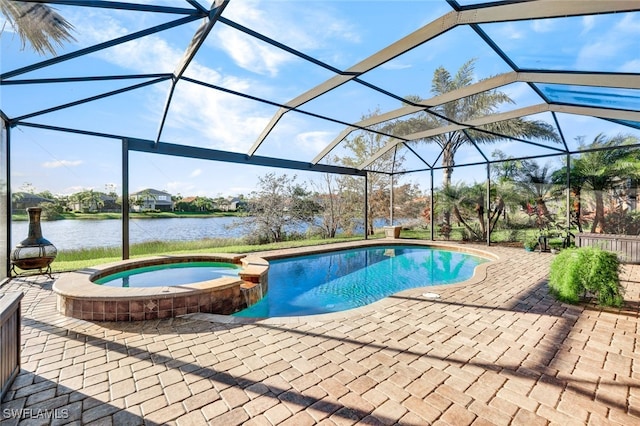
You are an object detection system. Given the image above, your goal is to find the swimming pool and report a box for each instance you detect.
[94,261,240,288]
[234,245,488,317]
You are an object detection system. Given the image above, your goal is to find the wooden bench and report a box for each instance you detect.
[576,233,640,264]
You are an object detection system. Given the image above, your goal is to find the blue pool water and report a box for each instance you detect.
[234,245,488,318]
[94,261,240,288]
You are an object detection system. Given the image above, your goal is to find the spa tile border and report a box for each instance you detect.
[52,253,268,321]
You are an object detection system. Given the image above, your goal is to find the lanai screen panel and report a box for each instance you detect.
[0,120,7,279]
[3,1,640,171]
[1,1,640,274]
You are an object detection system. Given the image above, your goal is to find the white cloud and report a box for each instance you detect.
[166,81,272,151]
[166,181,197,196]
[576,13,640,70]
[224,0,359,48]
[228,186,256,196]
[615,13,640,34]
[575,41,616,70]
[531,19,555,33]
[620,59,640,73]
[42,160,83,168]
[214,0,360,74]
[214,27,292,77]
[189,168,202,178]
[62,185,90,195]
[500,83,539,108]
[296,131,334,154]
[494,23,524,40]
[381,62,412,71]
[581,16,595,34]
[65,7,275,152]
[70,8,187,74]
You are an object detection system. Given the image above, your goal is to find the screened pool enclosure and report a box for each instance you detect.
[1,0,640,279]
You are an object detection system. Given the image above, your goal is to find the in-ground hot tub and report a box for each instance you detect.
[53,254,268,321]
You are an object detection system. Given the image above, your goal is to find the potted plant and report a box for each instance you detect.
[524,236,538,252]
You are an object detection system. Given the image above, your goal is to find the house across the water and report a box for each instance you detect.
[130,188,174,212]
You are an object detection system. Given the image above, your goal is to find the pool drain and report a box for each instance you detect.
[422,292,440,299]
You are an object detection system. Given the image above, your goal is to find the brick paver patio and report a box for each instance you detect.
[1,243,639,425]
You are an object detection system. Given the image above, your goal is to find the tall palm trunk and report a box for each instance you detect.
[442,143,455,226]
[572,187,583,233]
[475,198,485,237]
[592,191,605,233]
[535,197,553,223]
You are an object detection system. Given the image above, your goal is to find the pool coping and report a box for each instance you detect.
[185,239,502,325]
[52,239,501,322]
[53,253,248,299]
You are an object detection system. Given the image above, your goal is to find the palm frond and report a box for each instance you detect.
[0,0,75,55]
[571,133,640,190]
[431,66,453,97]
[468,118,560,144]
[452,58,477,88]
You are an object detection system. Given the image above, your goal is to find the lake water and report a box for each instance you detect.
[11,217,249,251]
[11,216,394,251]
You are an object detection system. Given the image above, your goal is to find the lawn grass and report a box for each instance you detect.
[29,224,569,273]
[50,234,378,272]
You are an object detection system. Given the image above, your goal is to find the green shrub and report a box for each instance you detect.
[583,248,624,306]
[549,248,583,303]
[524,235,539,251]
[548,239,563,250]
[603,208,640,235]
[549,247,623,307]
[506,229,522,243]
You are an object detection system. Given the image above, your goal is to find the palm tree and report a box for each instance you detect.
[439,180,511,241]
[1,0,75,55]
[570,134,640,233]
[551,158,587,233]
[78,189,104,212]
[439,182,483,241]
[513,160,557,229]
[399,59,559,225]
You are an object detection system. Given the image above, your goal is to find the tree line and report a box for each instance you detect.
[12,188,248,217]
[237,131,640,245]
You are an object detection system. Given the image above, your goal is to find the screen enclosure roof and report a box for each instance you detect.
[2,0,640,178]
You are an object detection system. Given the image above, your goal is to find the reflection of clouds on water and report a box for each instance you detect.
[12,217,401,251]
[11,217,248,250]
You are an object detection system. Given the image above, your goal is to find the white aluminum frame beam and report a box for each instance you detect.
[317,71,640,166]
[358,104,552,170]
[250,0,640,157]
[155,0,229,144]
[358,103,640,170]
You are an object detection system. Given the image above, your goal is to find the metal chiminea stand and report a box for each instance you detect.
[10,207,57,278]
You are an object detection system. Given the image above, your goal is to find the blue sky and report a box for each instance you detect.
[2,1,639,198]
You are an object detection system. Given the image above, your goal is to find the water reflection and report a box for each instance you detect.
[12,217,398,251]
[234,246,487,318]
[11,217,246,250]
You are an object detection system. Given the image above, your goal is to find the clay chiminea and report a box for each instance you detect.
[10,207,57,276]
